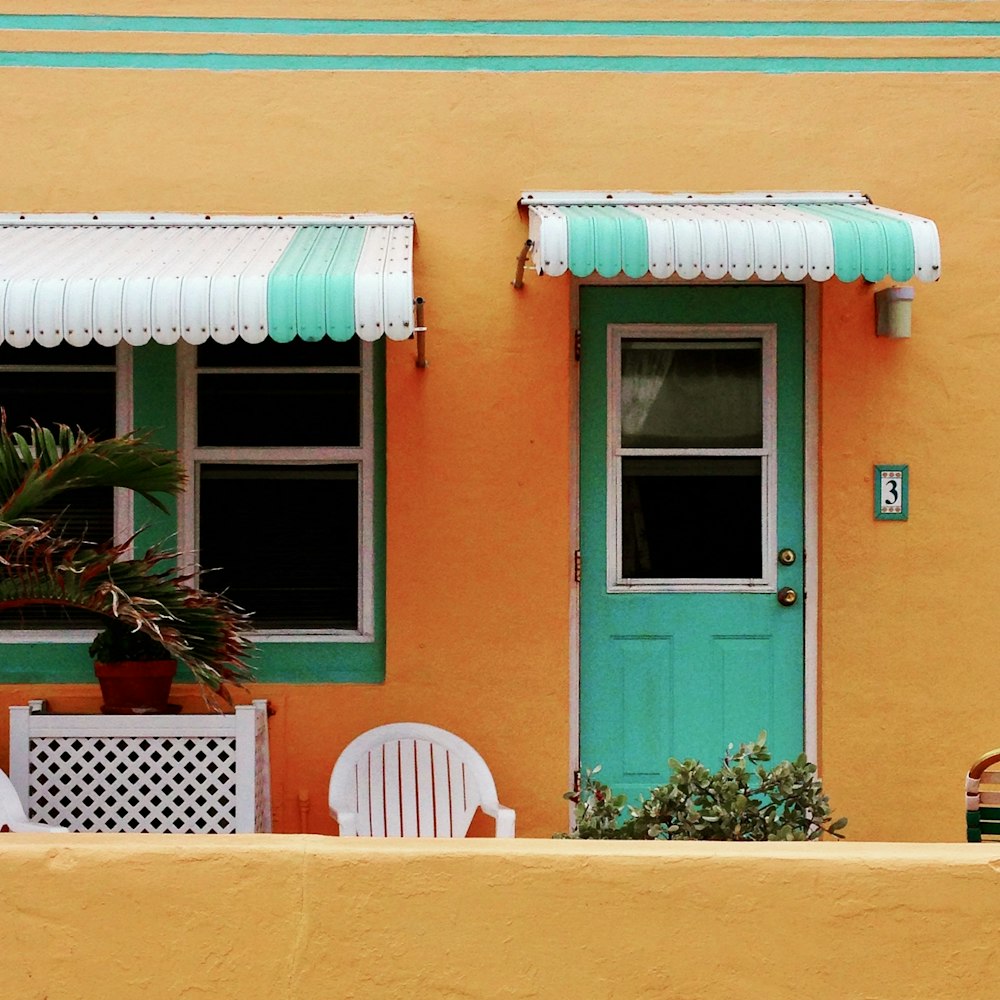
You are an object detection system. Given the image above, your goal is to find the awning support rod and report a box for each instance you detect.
[512,239,533,289]
[414,297,428,368]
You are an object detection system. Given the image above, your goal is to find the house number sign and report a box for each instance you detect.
[874,465,908,521]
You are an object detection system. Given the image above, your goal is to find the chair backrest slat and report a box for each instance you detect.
[414,739,436,836]
[450,756,470,834]
[399,740,419,836]
[383,741,402,837]
[357,756,374,837]
[430,744,450,837]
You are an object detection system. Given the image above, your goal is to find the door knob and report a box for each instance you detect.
[778,548,796,566]
[777,587,798,607]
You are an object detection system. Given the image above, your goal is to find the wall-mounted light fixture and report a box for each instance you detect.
[875,285,914,339]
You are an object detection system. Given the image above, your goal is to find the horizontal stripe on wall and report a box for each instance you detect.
[1,17,999,38]
[1,51,999,72]
[5,33,996,62]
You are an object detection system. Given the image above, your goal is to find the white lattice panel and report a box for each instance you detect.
[9,701,271,834]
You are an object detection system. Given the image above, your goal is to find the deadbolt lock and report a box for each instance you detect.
[777,587,798,607]
[778,548,796,566]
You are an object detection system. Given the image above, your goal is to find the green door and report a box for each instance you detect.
[579,285,805,801]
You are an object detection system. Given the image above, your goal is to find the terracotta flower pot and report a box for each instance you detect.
[93,660,178,714]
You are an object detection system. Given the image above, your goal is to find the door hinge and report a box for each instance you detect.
[574,329,581,362]
[573,769,581,794]
[573,549,582,583]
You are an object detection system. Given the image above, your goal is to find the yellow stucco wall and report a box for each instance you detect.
[1,5,998,841]
[3,836,1000,998]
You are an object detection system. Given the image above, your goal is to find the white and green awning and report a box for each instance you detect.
[520,192,941,283]
[0,214,415,347]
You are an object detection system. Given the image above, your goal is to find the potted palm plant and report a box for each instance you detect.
[89,620,178,714]
[0,416,254,710]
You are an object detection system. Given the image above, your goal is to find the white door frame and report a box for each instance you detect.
[567,278,820,792]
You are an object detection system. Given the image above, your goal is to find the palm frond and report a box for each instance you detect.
[0,413,184,523]
[0,520,254,707]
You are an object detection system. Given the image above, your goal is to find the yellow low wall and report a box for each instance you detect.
[2,836,998,998]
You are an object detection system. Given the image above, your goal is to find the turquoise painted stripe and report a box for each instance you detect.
[267,226,366,342]
[800,204,916,282]
[2,52,999,73]
[1,16,999,38]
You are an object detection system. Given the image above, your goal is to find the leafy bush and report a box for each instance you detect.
[560,732,847,842]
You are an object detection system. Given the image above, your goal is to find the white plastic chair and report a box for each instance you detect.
[1,767,69,833]
[328,723,515,837]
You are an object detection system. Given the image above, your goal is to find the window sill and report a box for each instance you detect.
[0,630,100,644]
[252,630,375,644]
[0,628,375,644]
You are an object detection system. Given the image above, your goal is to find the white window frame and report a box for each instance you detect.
[0,341,133,643]
[176,340,375,643]
[607,323,778,593]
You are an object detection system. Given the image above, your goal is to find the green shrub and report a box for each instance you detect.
[560,732,847,842]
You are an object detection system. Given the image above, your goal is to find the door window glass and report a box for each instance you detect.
[621,340,762,448]
[611,327,775,589]
[622,457,762,579]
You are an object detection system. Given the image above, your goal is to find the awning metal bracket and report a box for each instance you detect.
[413,297,428,368]
[512,239,533,289]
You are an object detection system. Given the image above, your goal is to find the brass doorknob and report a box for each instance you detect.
[778,548,796,566]
[777,587,798,607]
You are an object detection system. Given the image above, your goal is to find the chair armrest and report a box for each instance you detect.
[6,820,72,833]
[330,808,360,837]
[482,803,516,838]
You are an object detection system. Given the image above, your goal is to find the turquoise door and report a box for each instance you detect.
[579,285,805,801]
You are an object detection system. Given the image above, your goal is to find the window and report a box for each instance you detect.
[0,340,128,632]
[609,326,776,591]
[179,338,375,639]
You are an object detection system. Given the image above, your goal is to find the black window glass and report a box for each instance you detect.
[0,342,117,629]
[0,342,116,436]
[622,457,762,579]
[0,341,115,366]
[197,338,361,448]
[0,604,111,630]
[199,464,359,630]
[197,372,360,447]
[197,337,360,369]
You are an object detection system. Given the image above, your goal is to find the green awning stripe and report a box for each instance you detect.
[619,207,652,279]
[797,204,916,283]
[564,205,649,279]
[267,225,367,342]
